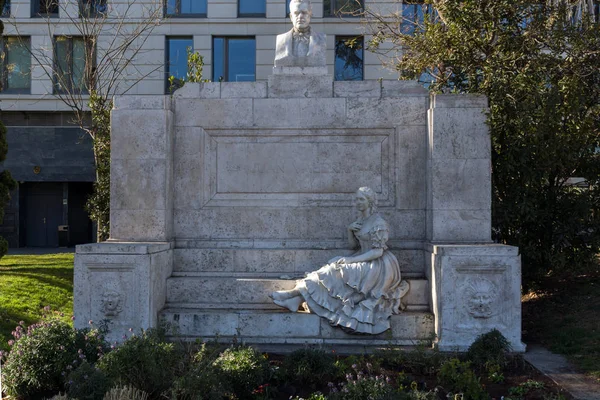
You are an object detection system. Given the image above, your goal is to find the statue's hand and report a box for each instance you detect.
[348,221,362,232]
[337,257,356,264]
[327,256,343,264]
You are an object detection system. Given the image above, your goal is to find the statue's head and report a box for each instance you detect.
[356,187,377,213]
[289,0,312,32]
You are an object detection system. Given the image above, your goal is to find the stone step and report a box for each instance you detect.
[165,274,430,311]
[160,308,435,349]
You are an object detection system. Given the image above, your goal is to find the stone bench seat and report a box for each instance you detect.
[165,273,430,312]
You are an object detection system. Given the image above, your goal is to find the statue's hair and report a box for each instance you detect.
[289,0,312,11]
[356,187,377,212]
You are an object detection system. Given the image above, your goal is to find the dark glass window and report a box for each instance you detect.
[165,0,207,17]
[285,0,290,16]
[1,37,31,93]
[54,36,93,94]
[2,0,10,17]
[80,0,107,17]
[212,37,256,82]
[33,0,59,17]
[166,36,193,93]
[238,0,265,17]
[334,36,363,81]
[402,1,436,35]
[323,0,363,17]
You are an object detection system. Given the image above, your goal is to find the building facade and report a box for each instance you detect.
[0,0,412,247]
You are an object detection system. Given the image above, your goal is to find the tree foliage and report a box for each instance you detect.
[0,0,17,257]
[367,0,600,286]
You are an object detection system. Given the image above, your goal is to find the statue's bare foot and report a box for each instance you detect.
[271,289,300,301]
[273,296,303,312]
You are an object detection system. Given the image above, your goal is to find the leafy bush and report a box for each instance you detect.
[1,319,107,398]
[171,343,226,400]
[283,348,337,386]
[290,393,328,400]
[66,361,111,400]
[438,358,489,400]
[103,385,149,400]
[212,345,270,399]
[330,371,396,400]
[467,329,511,371]
[97,328,180,398]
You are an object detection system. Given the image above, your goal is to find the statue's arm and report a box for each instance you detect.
[339,248,384,264]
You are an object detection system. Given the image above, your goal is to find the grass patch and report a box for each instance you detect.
[522,273,600,381]
[0,253,74,352]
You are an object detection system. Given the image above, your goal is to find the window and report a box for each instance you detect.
[334,36,363,81]
[238,0,265,17]
[1,37,31,93]
[80,0,107,17]
[165,0,207,17]
[323,0,363,17]
[166,36,193,93]
[212,37,256,82]
[285,0,290,16]
[54,36,94,94]
[2,0,10,17]
[33,0,59,17]
[402,1,437,35]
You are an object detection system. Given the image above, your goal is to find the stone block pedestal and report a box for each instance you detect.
[428,244,526,352]
[74,242,173,342]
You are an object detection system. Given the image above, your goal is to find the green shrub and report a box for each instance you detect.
[290,393,328,400]
[283,348,337,386]
[467,329,511,371]
[66,361,111,400]
[438,358,489,400]
[103,385,149,400]
[1,319,107,398]
[171,343,226,400]
[212,345,270,399]
[97,328,180,398]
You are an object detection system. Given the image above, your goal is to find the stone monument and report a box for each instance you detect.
[73,1,526,352]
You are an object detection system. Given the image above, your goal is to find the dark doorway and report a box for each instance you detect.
[22,183,63,247]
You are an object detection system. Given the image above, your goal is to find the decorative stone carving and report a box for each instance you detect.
[101,290,123,317]
[271,187,410,334]
[464,277,498,319]
[274,0,326,67]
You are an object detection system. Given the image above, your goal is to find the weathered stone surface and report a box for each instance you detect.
[253,98,346,127]
[74,242,173,343]
[175,99,254,128]
[381,80,428,97]
[113,95,172,110]
[221,82,267,98]
[346,97,429,127]
[429,209,492,243]
[334,80,381,98]
[429,244,525,352]
[268,74,333,98]
[431,159,491,211]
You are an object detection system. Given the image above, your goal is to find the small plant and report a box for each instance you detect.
[485,361,505,384]
[329,362,396,400]
[438,358,489,400]
[290,393,328,400]
[283,347,337,386]
[97,328,180,398]
[66,361,111,400]
[103,385,149,400]
[467,329,511,371]
[1,318,107,398]
[212,345,270,399]
[508,379,546,398]
[171,342,226,400]
[168,47,208,93]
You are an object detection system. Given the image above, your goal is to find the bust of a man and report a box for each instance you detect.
[274,0,326,67]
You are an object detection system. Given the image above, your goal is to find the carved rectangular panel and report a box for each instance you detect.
[86,264,137,327]
[201,129,394,207]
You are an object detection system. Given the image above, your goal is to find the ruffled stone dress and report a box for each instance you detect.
[296,214,409,334]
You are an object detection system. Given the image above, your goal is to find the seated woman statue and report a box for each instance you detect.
[271,187,410,334]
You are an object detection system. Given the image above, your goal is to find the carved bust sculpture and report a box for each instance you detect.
[274,0,327,67]
[271,187,410,334]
